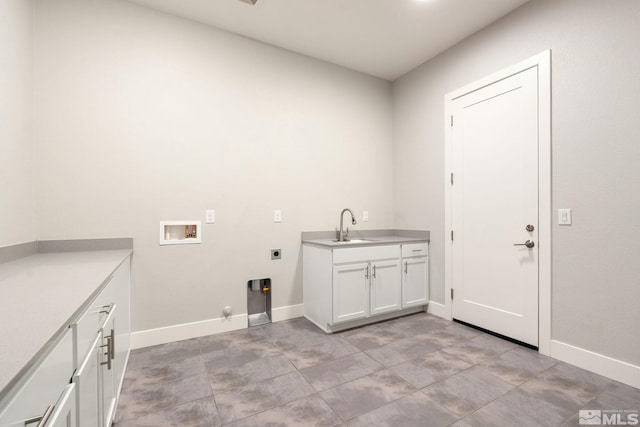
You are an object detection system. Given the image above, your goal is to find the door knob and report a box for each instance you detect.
[513,240,535,248]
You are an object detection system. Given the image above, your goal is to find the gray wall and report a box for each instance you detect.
[393,0,640,365]
[0,0,34,247]
[34,0,394,332]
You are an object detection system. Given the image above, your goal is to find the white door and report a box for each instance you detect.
[101,309,117,427]
[47,384,77,427]
[402,256,429,308]
[73,333,101,427]
[332,263,369,323]
[370,259,401,315]
[450,66,539,346]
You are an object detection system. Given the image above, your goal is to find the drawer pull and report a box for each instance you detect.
[25,404,54,426]
[100,303,114,314]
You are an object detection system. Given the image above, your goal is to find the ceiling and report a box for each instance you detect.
[125,0,530,81]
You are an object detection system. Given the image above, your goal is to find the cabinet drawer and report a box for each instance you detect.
[333,245,400,264]
[401,242,428,258]
[72,275,116,368]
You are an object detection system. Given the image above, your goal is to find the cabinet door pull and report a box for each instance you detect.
[372,265,376,278]
[24,404,54,426]
[101,333,113,370]
[404,261,408,274]
[365,265,369,279]
[100,302,114,314]
[110,329,115,360]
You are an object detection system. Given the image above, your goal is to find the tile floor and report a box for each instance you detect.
[114,313,640,426]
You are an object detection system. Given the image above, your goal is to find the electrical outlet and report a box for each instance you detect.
[273,210,282,223]
[205,210,215,224]
[271,249,281,260]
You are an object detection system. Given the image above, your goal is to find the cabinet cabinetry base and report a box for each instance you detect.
[306,306,426,334]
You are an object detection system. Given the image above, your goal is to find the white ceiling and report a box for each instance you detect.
[125,0,530,81]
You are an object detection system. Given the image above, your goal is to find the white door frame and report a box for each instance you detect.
[444,50,551,355]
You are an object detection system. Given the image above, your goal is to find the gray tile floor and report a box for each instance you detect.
[114,313,640,426]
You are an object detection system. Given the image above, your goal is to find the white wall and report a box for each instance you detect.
[34,0,394,334]
[393,0,640,365]
[0,0,35,247]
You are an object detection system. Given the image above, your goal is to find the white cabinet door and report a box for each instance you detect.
[332,263,369,324]
[73,332,101,427]
[46,383,77,427]
[0,332,73,427]
[370,259,401,315]
[113,260,131,393]
[402,257,429,308]
[100,308,117,427]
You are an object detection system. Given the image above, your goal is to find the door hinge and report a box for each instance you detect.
[450,115,454,127]
[451,230,454,241]
[450,173,454,185]
[451,288,454,300]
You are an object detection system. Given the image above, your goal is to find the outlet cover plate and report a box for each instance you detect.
[205,210,215,224]
[558,208,572,225]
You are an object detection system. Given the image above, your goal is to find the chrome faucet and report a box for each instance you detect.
[338,208,357,242]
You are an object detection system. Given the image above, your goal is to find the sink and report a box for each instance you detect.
[331,239,376,244]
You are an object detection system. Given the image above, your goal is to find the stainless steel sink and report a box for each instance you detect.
[331,239,376,244]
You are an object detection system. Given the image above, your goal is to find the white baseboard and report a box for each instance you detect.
[427,300,450,320]
[550,339,640,389]
[131,304,304,349]
[131,313,247,349]
[271,304,304,322]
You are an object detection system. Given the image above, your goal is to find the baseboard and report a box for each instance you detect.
[131,313,248,349]
[427,300,450,320]
[550,339,640,389]
[271,304,304,322]
[130,304,304,349]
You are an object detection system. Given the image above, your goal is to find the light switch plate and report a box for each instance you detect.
[273,210,282,223]
[363,211,369,222]
[205,210,215,224]
[558,208,572,225]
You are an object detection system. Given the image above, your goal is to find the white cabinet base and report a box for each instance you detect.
[305,306,426,334]
[304,242,428,334]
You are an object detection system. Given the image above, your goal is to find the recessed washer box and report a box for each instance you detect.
[159,221,201,245]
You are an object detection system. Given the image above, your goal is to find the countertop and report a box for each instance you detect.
[0,249,132,401]
[301,229,429,248]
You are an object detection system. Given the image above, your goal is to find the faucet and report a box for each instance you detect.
[338,208,357,242]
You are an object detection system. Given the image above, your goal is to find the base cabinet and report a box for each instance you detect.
[73,258,130,427]
[305,242,426,332]
[0,254,131,427]
[0,332,75,427]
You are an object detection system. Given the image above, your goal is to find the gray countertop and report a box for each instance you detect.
[302,229,429,248]
[0,249,132,401]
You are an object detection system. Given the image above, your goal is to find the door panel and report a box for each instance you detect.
[370,260,401,315]
[332,263,369,323]
[73,333,101,427]
[402,257,429,308]
[451,66,539,346]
